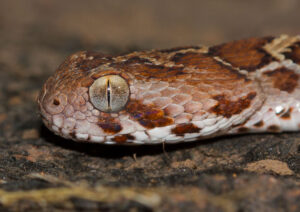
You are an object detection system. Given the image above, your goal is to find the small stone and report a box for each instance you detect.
[245,159,294,175]
[171,159,197,169]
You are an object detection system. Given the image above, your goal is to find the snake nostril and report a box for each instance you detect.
[53,98,60,106]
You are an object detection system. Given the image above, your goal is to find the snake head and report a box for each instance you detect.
[38,51,142,144]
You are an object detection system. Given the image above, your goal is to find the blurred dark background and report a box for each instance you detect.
[2,0,300,50]
[2,0,300,46]
[1,0,300,76]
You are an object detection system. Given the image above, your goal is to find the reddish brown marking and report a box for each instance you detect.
[126,101,174,129]
[98,123,122,134]
[209,37,274,71]
[122,56,153,65]
[280,108,293,119]
[75,51,112,71]
[111,61,185,81]
[171,123,201,136]
[254,120,264,127]
[144,109,164,120]
[238,127,250,133]
[284,42,300,64]
[171,52,248,80]
[153,118,174,127]
[98,115,122,134]
[210,92,257,118]
[108,48,253,87]
[267,125,281,132]
[172,52,201,65]
[113,134,135,143]
[110,54,185,79]
[264,68,299,93]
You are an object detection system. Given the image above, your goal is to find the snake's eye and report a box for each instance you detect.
[89,75,129,113]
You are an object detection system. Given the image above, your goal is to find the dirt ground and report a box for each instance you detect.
[0,0,299,211]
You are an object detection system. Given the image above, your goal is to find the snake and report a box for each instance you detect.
[37,35,300,144]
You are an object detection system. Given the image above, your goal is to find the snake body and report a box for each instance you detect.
[38,35,300,144]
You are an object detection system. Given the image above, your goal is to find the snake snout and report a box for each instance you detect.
[37,76,69,129]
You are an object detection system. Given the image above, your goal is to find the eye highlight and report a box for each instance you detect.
[89,75,130,113]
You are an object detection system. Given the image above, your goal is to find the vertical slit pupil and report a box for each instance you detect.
[107,79,111,109]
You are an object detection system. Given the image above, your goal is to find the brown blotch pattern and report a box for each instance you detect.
[126,101,174,129]
[113,134,135,143]
[210,92,257,118]
[263,67,299,93]
[171,123,201,136]
[171,52,204,65]
[254,120,264,127]
[97,115,122,134]
[111,61,184,81]
[267,125,281,132]
[280,108,293,119]
[284,42,300,64]
[98,123,122,134]
[209,37,274,71]
[171,52,248,80]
